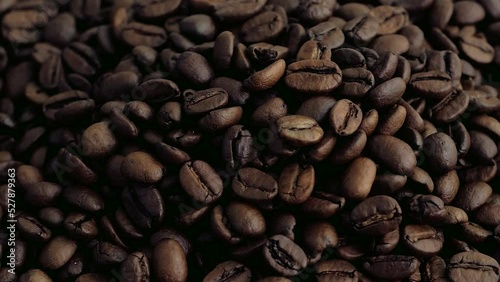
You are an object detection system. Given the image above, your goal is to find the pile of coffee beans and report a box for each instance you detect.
[1,0,500,281]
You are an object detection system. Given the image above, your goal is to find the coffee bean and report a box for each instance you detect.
[284,59,342,94]
[410,71,453,100]
[308,22,345,49]
[339,68,375,98]
[302,221,338,256]
[203,261,251,282]
[275,115,324,146]
[244,59,286,91]
[296,40,331,61]
[350,195,402,235]
[448,252,500,282]
[180,160,223,205]
[241,11,285,44]
[314,259,358,282]
[343,16,379,46]
[39,236,77,270]
[366,135,417,176]
[263,235,307,276]
[122,185,165,229]
[423,132,458,174]
[329,99,362,136]
[330,129,367,165]
[370,5,409,35]
[121,151,163,184]
[212,0,267,22]
[297,0,336,23]
[363,255,419,280]
[341,157,376,201]
[43,90,95,122]
[403,224,444,257]
[367,77,406,108]
[232,167,278,202]
[17,215,51,242]
[278,162,315,204]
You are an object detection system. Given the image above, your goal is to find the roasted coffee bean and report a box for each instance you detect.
[363,255,419,280]
[343,16,379,46]
[366,135,417,176]
[410,71,452,100]
[314,259,358,282]
[296,40,331,61]
[252,97,288,127]
[367,77,406,108]
[232,167,278,202]
[339,68,374,98]
[297,0,336,23]
[350,195,402,235]
[122,185,165,229]
[285,59,342,94]
[423,132,458,174]
[330,129,367,165]
[263,235,307,276]
[180,160,223,205]
[329,99,362,136]
[203,261,251,282]
[341,157,376,201]
[448,252,500,282]
[39,236,77,270]
[275,115,324,146]
[301,192,345,218]
[240,11,285,44]
[244,59,286,91]
[63,185,104,213]
[211,0,267,22]
[370,5,408,34]
[308,22,345,49]
[43,90,95,122]
[278,162,315,204]
[17,215,51,242]
[402,224,444,257]
[121,151,163,184]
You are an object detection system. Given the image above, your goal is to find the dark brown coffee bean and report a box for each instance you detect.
[303,221,338,256]
[119,252,150,282]
[122,185,165,229]
[176,51,214,86]
[17,215,51,242]
[64,213,98,240]
[341,157,376,201]
[448,252,500,282]
[232,167,278,202]
[263,235,307,276]
[43,90,95,122]
[297,0,336,23]
[467,131,498,163]
[285,59,342,94]
[343,16,379,46]
[301,192,345,218]
[329,99,362,136]
[433,170,460,204]
[211,0,267,22]
[308,22,345,49]
[184,88,228,115]
[367,77,406,108]
[339,68,374,98]
[241,11,285,44]
[276,115,324,146]
[376,104,406,135]
[371,34,410,56]
[350,195,402,235]
[429,0,453,28]
[244,59,286,91]
[423,132,458,175]
[121,22,167,47]
[371,172,407,195]
[296,96,335,123]
[366,135,417,176]
[410,71,453,100]
[369,5,409,35]
[314,259,358,282]
[363,255,419,280]
[430,90,470,123]
[198,106,243,132]
[25,182,62,207]
[278,162,314,204]
[39,236,77,270]
[121,151,163,184]
[403,224,444,257]
[459,34,495,64]
[252,97,288,127]
[203,261,251,282]
[179,160,223,205]
[330,129,367,165]
[296,40,331,61]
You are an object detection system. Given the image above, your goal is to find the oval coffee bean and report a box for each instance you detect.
[263,235,307,276]
[350,195,402,235]
[275,115,324,146]
[179,160,223,205]
[284,59,342,94]
[366,135,417,176]
[278,162,315,204]
[329,99,362,136]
